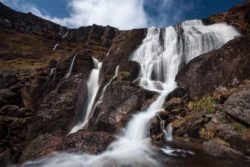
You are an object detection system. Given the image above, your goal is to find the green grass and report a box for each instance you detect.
[189,96,218,113]
[117,71,131,80]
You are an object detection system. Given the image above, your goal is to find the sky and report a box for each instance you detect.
[0,0,245,30]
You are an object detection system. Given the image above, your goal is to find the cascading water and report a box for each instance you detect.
[69,57,102,134]
[21,20,240,167]
[53,43,59,51]
[65,53,77,79]
[93,65,120,110]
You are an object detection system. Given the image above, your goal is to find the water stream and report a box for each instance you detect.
[21,20,240,167]
[65,53,77,79]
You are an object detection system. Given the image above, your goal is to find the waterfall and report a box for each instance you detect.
[62,31,69,39]
[21,20,240,167]
[93,65,120,110]
[164,123,173,141]
[53,43,59,51]
[65,53,77,79]
[69,58,102,134]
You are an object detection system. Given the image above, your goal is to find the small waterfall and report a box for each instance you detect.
[93,65,119,110]
[65,53,77,79]
[69,58,102,134]
[53,43,59,51]
[164,123,173,141]
[21,20,240,167]
[62,31,69,39]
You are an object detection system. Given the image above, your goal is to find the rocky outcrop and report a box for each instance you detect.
[207,1,250,35]
[223,85,250,126]
[203,138,246,159]
[176,36,250,100]
[100,29,145,83]
[89,80,152,133]
[61,130,115,154]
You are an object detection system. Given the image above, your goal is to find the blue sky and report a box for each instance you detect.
[1,0,244,29]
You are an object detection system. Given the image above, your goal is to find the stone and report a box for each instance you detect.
[176,36,250,100]
[223,85,250,126]
[203,138,246,159]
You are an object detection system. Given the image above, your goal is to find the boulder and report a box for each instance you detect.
[176,36,250,100]
[118,61,140,81]
[203,138,246,159]
[19,132,63,163]
[89,81,148,133]
[171,111,209,138]
[61,131,114,154]
[223,85,250,126]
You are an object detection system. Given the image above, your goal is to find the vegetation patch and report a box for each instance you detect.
[199,128,215,140]
[188,96,218,113]
[117,71,131,80]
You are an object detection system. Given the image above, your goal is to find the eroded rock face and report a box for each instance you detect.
[176,36,250,100]
[89,80,150,133]
[223,85,250,126]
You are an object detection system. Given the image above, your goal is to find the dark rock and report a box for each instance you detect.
[149,116,164,141]
[19,132,63,163]
[48,59,58,68]
[0,71,18,89]
[0,105,22,117]
[203,138,246,159]
[61,131,114,154]
[223,85,250,126]
[100,29,145,83]
[165,87,188,101]
[9,83,23,92]
[176,36,250,100]
[172,111,208,138]
[0,89,16,100]
[0,89,19,105]
[118,61,140,81]
[0,97,8,108]
[89,81,147,133]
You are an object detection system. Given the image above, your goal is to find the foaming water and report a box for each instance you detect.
[21,20,240,167]
[131,20,239,93]
[65,53,77,79]
[69,57,102,134]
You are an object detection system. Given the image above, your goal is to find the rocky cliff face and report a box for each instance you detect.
[0,1,250,166]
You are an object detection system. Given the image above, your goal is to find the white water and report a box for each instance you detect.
[93,65,120,111]
[53,43,59,51]
[69,58,102,134]
[62,31,69,39]
[65,53,77,79]
[21,20,240,167]
[164,123,173,141]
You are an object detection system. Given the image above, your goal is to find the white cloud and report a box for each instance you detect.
[1,0,196,29]
[1,0,149,30]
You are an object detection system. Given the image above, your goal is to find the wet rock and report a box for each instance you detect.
[89,81,147,133]
[61,131,114,154]
[203,138,246,159]
[165,87,188,101]
[118,61,140,81]
[100,29,145,83]
[223,85,250,126]
[176,36,250,100]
